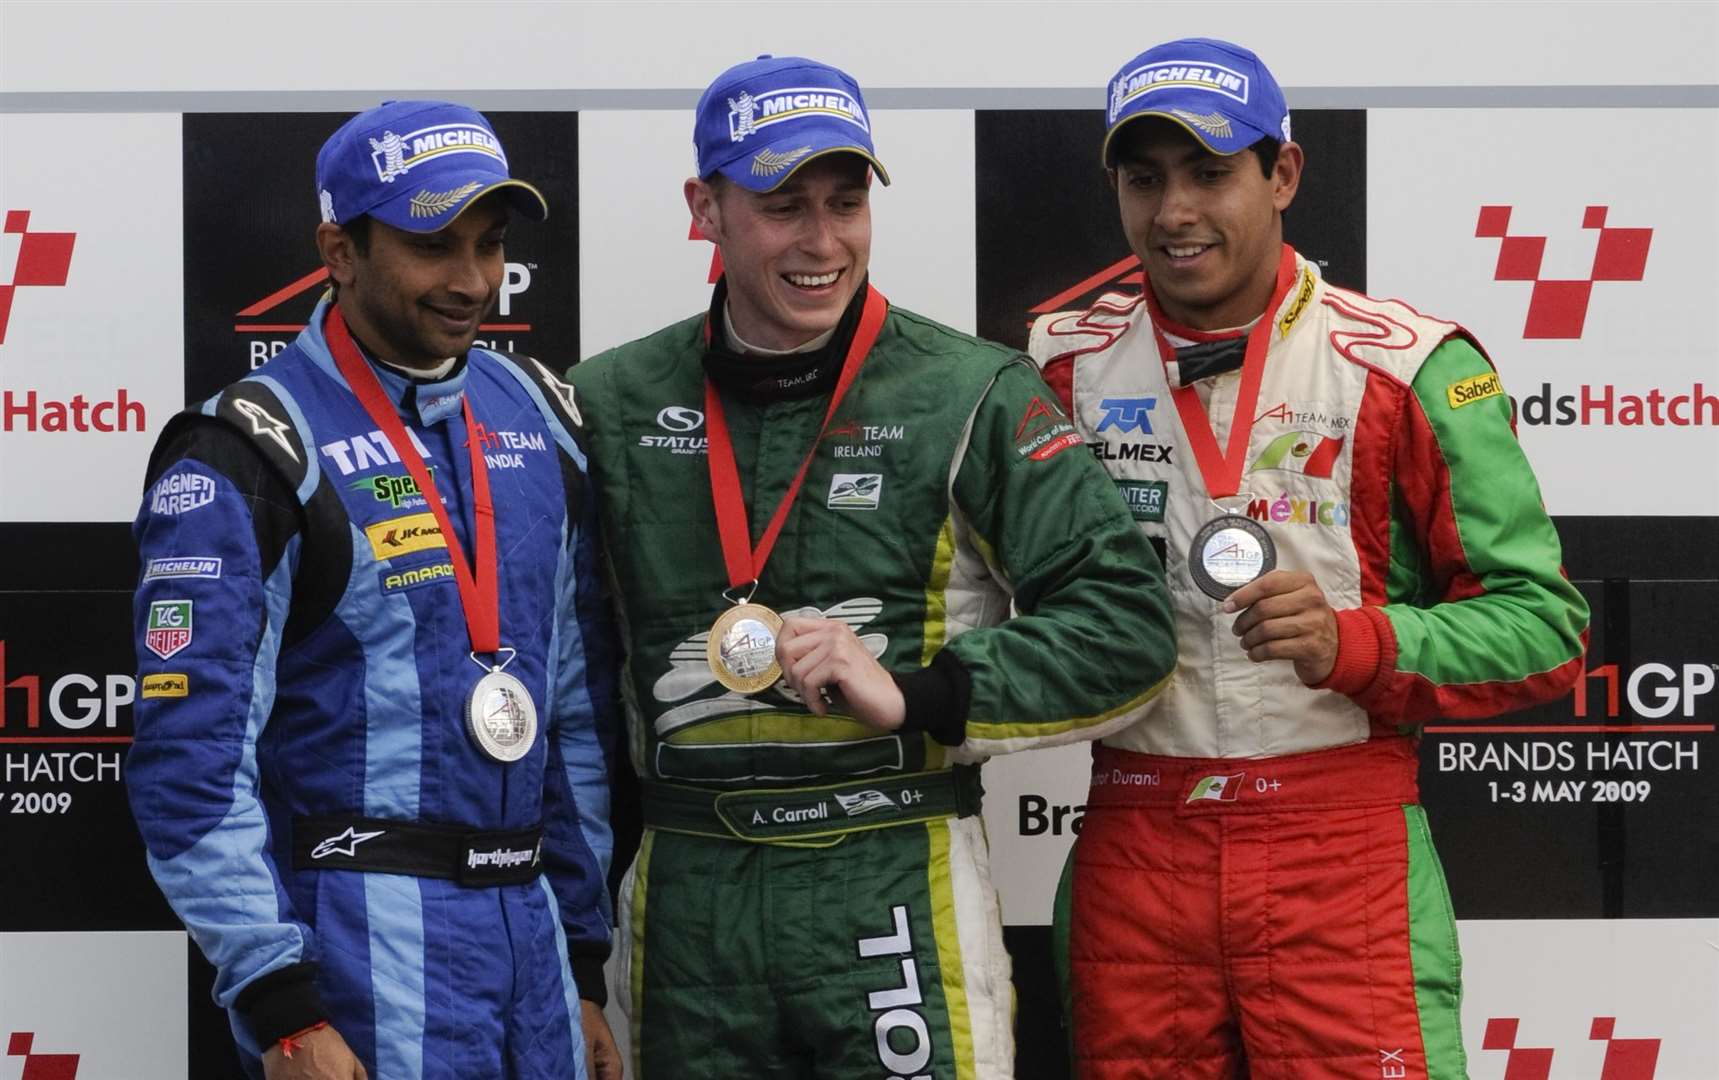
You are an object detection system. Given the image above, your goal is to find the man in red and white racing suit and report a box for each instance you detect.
[1032,36,1590,1080]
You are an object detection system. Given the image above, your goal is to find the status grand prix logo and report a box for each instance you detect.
[0,211,76,346]
[1474,205,1651,339]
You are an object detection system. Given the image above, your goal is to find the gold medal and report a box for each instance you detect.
[707,602,785,694]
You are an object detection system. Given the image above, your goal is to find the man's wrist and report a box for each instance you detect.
[892,650,971,746]
[235,961,327,1045]
[570,953,609,1007]
[1315,607,1385,695]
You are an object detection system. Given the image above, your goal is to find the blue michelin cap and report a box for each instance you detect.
[315,100,549,233]
[694,55,891,193]
[1102,38,1291,164]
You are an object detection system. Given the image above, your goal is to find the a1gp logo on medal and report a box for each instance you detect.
[467,670,539,763]
[1190,515,1277,600]
[708,603,785,694]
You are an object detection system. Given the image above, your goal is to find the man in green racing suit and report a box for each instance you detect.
[567,54,1176,1078]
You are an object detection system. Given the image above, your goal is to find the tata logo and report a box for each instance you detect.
[656,406,705,433]
[1097,397,1158,434]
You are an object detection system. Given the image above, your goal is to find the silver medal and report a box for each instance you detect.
[1189,514,1277,600]
[466,669,539,763]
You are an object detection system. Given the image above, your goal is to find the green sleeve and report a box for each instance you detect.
[940,358,1176,754]
[1328,337,1589,720]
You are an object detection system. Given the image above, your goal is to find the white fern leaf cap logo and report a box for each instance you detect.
[1171,108,1234,140]
[408,180,484,219]
[751,145,814,177]
[318,189,336,224]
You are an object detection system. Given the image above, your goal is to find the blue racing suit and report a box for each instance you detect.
[127,298,617,1078]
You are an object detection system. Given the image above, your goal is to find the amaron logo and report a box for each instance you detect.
[1481,1017,1660,1079]
[0,641,134,732]
[7,1032,80,1079]
[235,261,535,368]
[0,210,76,345]
[1474,205,1651,339]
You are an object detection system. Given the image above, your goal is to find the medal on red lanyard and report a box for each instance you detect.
[1152,245,1297,600]
[325,306,538,762]
[702,285,888,694]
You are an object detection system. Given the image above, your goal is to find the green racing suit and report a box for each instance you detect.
[567,282,1175,1078]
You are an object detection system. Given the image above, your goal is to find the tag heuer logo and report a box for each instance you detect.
[827,473,882,510]
[145,600,194,660]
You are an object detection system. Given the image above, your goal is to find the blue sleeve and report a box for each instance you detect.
[127,430,323,1031]
[539,471,622,1001]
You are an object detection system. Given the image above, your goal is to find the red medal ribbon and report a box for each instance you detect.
[703,284,889,590]
[1152,244,1298,499]
[325,305,502,654]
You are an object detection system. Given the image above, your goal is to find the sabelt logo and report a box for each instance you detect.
[366,513,446,559]
[1511,382,1717,427]
[0,641,134,732]
[1447,372,1504,409]
[140,673,188,699]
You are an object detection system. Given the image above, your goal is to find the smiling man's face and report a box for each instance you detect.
[1111,119,1301,330]
[689,153,873,351]
[328,193,508,369]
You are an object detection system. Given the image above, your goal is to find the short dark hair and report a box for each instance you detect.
[343,214,372,255]
[1109,118,1282,179]
[1247,136,1280,179]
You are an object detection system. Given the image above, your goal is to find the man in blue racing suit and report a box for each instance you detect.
[127,101,620,1080]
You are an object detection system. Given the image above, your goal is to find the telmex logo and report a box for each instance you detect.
[0,641,133,731]
[1482,1016,1661,1080]
[1474,205,1651,339]
[0,209,76,346]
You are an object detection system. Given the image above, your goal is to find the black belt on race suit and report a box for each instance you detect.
[292,815,545,887]
[639,765,983,847]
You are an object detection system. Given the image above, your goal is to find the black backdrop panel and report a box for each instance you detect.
[975,109,1367,351]
[181,112,581,405]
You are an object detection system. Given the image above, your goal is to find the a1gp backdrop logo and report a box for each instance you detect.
[181,112,580,403]
[974,109,1368,351]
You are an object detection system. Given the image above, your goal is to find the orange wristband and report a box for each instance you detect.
[279,1020,329,1059]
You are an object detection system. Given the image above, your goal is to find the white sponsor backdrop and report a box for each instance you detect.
[0,113,183,523]
[1367,109,1719,517]
[579,108,975,358]
[1461,919,1719,1079]
[0,931,187,1080]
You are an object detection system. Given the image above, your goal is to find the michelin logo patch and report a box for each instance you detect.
[1110,60,1250,122]
[369,123,505,183]
[729,87,869,143]
[144,557,222,581]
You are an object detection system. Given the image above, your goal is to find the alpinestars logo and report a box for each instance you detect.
[310,826,386,860]
[1474,205,1651,339]
[0,210,76,345]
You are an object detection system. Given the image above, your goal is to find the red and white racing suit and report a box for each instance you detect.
[1031,245,1588,1079]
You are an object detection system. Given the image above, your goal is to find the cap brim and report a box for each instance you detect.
[711,132,890,193]
[367,176,549,232]
[1101,109,1270,165]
